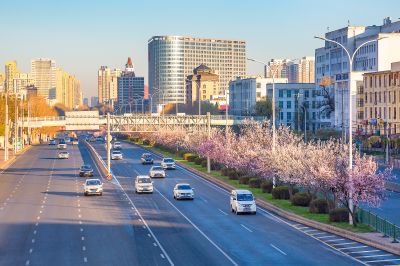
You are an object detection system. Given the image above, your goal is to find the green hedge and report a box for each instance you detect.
[272,186,290,200]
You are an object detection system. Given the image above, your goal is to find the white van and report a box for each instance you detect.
[230,189,256,215]
[135,175,154,193]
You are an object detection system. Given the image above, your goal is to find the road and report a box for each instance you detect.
[0,142,399,265]
[91,141,400,265]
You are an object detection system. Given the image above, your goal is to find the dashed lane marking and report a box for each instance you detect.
[338,245,368,250]
[218,209,228,215]
[355,254,394,259]
[270,244,287,256]
[364,258,400,263]
[240,224,253,233]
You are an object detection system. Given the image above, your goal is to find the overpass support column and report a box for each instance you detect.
[207,112,211,173]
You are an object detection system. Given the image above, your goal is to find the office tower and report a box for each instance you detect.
[148,36,246,105]
[31,58,56,99]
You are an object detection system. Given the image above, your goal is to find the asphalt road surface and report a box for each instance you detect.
[0,142,399,265]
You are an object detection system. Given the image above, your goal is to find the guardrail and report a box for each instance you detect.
[357,208,400,243]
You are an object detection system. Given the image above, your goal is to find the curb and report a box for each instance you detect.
[134,142,400,256]
[0,145,33,171]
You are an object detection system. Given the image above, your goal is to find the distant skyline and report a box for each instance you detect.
[1,0,399,98]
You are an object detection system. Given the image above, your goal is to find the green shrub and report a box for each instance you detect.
[291,192,312,206]
[221,167,230,176]
[187,155,198,162]
[201,159,208,168]
[143,139,150,145]
[228,171,239,180]
[239,176,250,185]
[211,162,222,171]
[272,186,290,200]
[194,157,203,165]
[248,178,261,188]
[309,199,329,214]
[329,208,349,222]
[261,180,273,193]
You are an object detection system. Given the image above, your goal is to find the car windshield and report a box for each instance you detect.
[177,185,191,190]
[81,165,92,170]
[60,152,68,154]
[114,142,121,145]
[164,159,174,163]
[113,151,121,154]
[143,154,151,158]
[86,180,101,186]
[138,178,151,183]
[237,194,254,201]
[152,166,163,171]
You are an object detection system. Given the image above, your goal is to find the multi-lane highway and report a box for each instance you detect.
[0,141,399,265]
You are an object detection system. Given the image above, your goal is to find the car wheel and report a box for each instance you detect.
[99,193,103,196]
[84,192,88,196]
[236,209,240,215]
[252,211,256,215]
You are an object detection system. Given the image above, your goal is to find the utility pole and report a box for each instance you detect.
[385,121,390,165]
[207,112,211,173]
[4,92,9,161]
[14,95,18,153]
[107,112,111,175]
[20,98,24,149]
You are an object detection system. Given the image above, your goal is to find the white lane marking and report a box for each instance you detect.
[147,234,151,238]
[29,248,33,254]
[142,225,146,229]
[347,249,380,254]
[35,223,38,226]
[36,216,40,220]
[25,260,30,265]
[296,226,309,230]
[80,228,84,232]
[303,229,319,233]
[338,245,368,250]
[355,254,394,259]
[155,188,238,266]
[31,239,35,243]
[270,244,287,256]
[240,224,253,233]
[84,257,87,263]
[82,246,86,251]
[316,235,335,239]
[81,236,85,241]
[331,242,357,246]
[218,208,228,215]
[160,254,165,259]
[364,258,400,263]
[325,238,345,242]
[109,173,174,266]
[33,230,37,235]
[153,242,157,247]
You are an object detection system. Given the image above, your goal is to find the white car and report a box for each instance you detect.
[72,139,79,145]
[65,137,71,144]
[58,151,69,159]
[135,175,154,193]
[111,150,123,160]
[161,158,176,170]
[230,189,256,215]
[173,183,194,200]
[84,179,103,196]
[149,166,166,178]
[113,142,122,150]
[57,143,67,149]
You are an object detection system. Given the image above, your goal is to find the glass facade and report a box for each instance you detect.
[148,36,246,105]
[117,74,144,113]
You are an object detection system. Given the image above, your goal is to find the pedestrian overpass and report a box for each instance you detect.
[23,111,263,132]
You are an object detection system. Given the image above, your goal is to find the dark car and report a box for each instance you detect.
[140,153,154,164]
[79,165,94,177]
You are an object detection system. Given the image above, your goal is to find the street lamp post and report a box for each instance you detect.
[315,35,386,225]
[4,92,9,161]
[247,58,280,187]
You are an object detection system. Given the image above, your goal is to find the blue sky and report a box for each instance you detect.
[1,0,399,98]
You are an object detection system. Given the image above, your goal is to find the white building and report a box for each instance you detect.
[229,76,287,116]
[267,83,318,131]
[315,17,400,130]
[12,73,33,94]
[31,58,56,99]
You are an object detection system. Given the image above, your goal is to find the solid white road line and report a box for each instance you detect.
[355,254,394,259]
[347,249,380,254]
[240,224,253,233]
[338,245,368,250]
[316,235,335,239]
[365,258,400,263]
[155,188,239,266]
[270,244,287,256]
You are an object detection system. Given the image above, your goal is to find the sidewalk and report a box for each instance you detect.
[0,146,32,170]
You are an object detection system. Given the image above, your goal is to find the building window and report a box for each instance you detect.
[379,92,381,103]
[279,101,283,109]
[394,108,397,120]
[287,90,292,98]
[287,112,292,120]
[256,83,261,88]
[389,107,391,119]
[287,101,291,109]
[365,92,368,102]
[304,90,309,98]
[279,90,284,98]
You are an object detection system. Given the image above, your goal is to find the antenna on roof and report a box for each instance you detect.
[348,20,350,26]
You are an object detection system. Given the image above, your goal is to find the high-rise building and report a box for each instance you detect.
[98,66,121,107]
[287,57,315,83]
[186,64,219,104]
[0,73,5,92]
[315,17,400,129]
[83,98,89,106]
[148,36,246,105]
[56,68,81,110]
[264,59,291,79]
[90,96,99,107]
[31,58,56,99]
[12,73,33,94]
[117,57,145,113]
[5,60,18,92]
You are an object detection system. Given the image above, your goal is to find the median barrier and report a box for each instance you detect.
[82,141,110,180]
